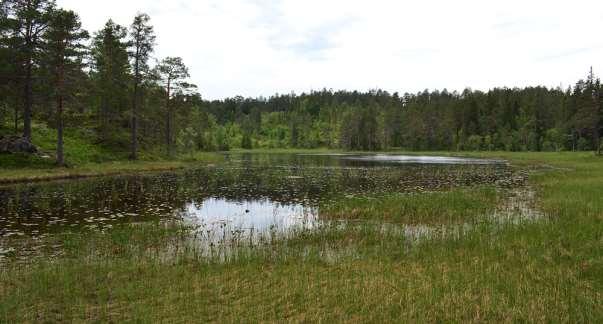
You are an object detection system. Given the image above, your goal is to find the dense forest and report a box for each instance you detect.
[1,1,602,165]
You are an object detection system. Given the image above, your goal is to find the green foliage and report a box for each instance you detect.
[241,132,252,149]
[466,135,483,151]
[543,128,565,151]
[214,126,229,151]
[91,19,130,143]
[176,126,197,156]
[0,153,55,169]
[2,0,57,139]
[577,137,590,151]
[128,12,156,159]
[339,104,381,150]
[155,56,192,156]
[129,13,155,75]
[196,79,601,153]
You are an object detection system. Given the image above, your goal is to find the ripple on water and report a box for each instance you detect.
[0,153,519,261]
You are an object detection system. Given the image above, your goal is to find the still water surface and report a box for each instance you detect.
[0,154,509,243]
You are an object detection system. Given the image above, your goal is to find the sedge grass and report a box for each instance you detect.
[0,152,601,322]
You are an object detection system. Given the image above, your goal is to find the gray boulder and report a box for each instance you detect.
[0,136,39,154]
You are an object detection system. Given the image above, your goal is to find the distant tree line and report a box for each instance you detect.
[204,71,602,154]
[1,1,602,166]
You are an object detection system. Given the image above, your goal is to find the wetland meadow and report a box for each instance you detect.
[0,151,601,322]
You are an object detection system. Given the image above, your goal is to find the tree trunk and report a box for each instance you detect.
[22,17,34,141]
[595,124,601,155]
[166,78,172,157]
[100,96,109,142]
[130,60,139,160]
[14,97,19,133]
[23,62,33,141]
[56,94,64,167]
[593,84,601,155]
[56,47,65,167]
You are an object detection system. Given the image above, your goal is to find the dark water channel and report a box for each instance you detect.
[0,154,510,257]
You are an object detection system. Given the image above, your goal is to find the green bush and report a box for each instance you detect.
[577,137,589,151]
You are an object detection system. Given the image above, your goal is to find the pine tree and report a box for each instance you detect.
[4,0,55,140]
[587,68,602,155]
[573,68,602,152]
[43,8,87,166]
[91,19,130,143]
[156,56,191,156]
[128,13,155,160]
[0,2,12,128]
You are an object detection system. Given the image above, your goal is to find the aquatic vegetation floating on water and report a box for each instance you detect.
[0,153,532,264]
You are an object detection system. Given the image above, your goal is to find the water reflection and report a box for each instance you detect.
[0,154,512,241]
[182,198,318,240]
[343,155,506,165]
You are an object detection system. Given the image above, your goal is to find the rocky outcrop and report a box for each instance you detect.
[0,136,39,154]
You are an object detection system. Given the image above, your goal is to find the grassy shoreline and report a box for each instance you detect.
[1,148,598,185]
[0,161,199,185]
[0,152,224,185]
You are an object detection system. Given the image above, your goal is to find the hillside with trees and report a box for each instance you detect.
[1,1,602,166]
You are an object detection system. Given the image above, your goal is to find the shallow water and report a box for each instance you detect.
[343,154,506,165]
[0,154,510,253]
[181,198,319,245]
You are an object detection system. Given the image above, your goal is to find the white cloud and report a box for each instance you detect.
[57,0,603,99]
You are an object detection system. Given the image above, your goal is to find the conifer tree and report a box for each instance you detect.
[43,8,87,166]
[91,19,130,143]
[4,0,55,140]
[156,56,190,156]
[128,13,155,160]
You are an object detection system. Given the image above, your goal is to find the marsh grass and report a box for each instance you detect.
[321,187,500,225]
[0,152,602,322]
[2,220,599,322]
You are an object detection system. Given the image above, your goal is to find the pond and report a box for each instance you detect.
[0,154,510,256]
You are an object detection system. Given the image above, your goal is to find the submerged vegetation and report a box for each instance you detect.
[0,152,601,322]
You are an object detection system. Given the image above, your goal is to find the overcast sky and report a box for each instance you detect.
[57,0,603,100]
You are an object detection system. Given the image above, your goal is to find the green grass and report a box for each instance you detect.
[0,159,218,184]
[0,123,125,168]
[0,152,602,322]
[0,124,223,183]
[0,152,223,184]
[321,187,500,225]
